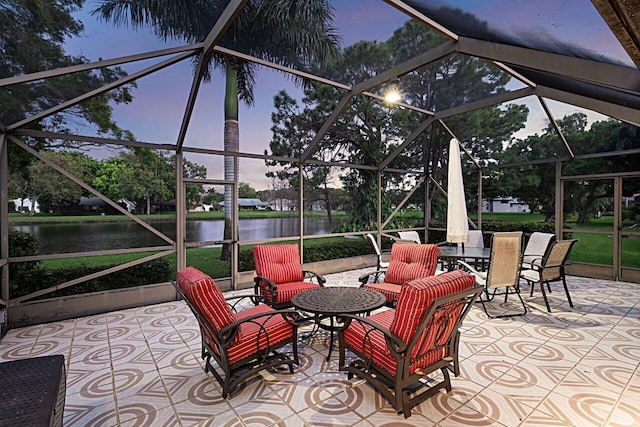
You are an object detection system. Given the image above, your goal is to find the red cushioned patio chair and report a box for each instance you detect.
[359,242,440,306]
[173,267,300,398]
[338,270,482,418]
[253,243,326,309]
[339,270,482,418]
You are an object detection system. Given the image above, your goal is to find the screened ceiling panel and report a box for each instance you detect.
[401,0,633,66]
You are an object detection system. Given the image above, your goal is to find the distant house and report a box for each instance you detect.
[11,198,39,214]
[266,198,296,212]
[192,204,215,212]
[79,197,136,213]
[220,198,270,211]
[482,197,530,213]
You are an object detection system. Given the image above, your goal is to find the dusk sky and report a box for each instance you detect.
[64,0,630,190]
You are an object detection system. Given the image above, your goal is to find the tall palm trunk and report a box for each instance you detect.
[221,64,239,261]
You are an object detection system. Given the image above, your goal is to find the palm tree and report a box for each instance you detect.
[93,0,340,259]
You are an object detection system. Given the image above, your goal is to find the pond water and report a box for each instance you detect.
[10,217,346,254]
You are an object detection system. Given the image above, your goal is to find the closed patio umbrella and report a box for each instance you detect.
[447,138,469,244]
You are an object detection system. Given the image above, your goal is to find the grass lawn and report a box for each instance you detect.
[41,236,356,280]
[32,211,640,275]
[473,212,546,222]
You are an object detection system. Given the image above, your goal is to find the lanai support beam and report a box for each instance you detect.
[303,41,456,162]
[0,134,7,311]
[456,36,640,91]
[536,85,640,127]
[537,96,574,158]
[176,0,248,150]
[380,117,435,170]
[8,51,194,131]
[0,44,203,88]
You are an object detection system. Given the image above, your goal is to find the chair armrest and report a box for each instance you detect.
[530,257,544,269]
[218,308,300,345]
[225,294,266,311]
[303,270,326,285]
[540,262,566,269]
[253,276,278,305]
[456,260,480,275]
[358,269,386,284]
[339,313,406,354]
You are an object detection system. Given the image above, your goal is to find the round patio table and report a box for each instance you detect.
[292,287,386,361]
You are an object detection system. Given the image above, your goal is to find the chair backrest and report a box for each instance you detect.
[467,230,484,248]
[366,233,383,257]
[176,267,236,340]
[253,244,304,284]
[540,239,578,281]
[390,270,477,360]
[397,231,421,243]
[486,231,523,289]
[457,229,484,251]
[523,232,555,265]
[385,243,439,285]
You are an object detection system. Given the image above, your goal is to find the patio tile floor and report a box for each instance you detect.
[1,269,639,426]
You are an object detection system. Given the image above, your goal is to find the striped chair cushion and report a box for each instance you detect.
[362,282,402,303]
[343,309,398,374]
[384,243,439,285]
[177,267,236,344]
[262,281,322,304]
[254,244,304,284]
[227,304,294,364]
[343,309,447,376]
[390,270,474,361]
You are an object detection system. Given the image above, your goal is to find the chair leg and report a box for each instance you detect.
[539,279,552,312]
[561,276,574,307]
[479,286,527,318]
[529,280,535,297]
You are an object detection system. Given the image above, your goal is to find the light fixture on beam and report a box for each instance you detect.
[383,78,402,104]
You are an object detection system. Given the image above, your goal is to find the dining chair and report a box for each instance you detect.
[457,229,485,270]
[520,239,578,312]
[522,232,556,269]
[396,230,421,243]
[366,233,390,270]
[458,231,526,318]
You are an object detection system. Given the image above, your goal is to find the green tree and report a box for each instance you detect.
[267,90,338,220]
[238,182,258,199]
[267,20,528,230]
[499,113,640,222]
[93,0,340,260]
[94,149,206,214]
[1,0,135,208]
[182,157,208,211]
[22,151,98,215]
[203,188,224,208]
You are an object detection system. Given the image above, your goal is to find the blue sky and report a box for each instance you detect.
[65,0,629,190]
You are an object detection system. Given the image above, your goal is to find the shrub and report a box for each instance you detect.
[427,221,567,247]
[42,258,171,299]
[8,232,53,297]
[238,237,375,271]
[8,231,171,299]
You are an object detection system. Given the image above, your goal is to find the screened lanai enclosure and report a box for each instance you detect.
[1,0,639,330]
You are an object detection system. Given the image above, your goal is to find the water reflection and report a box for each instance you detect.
[10,217,345,254]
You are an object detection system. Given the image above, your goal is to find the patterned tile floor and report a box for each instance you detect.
[1,270,639,426]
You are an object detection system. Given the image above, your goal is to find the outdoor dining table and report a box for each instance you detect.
[291,287,386,361]
[438,246,491,271]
